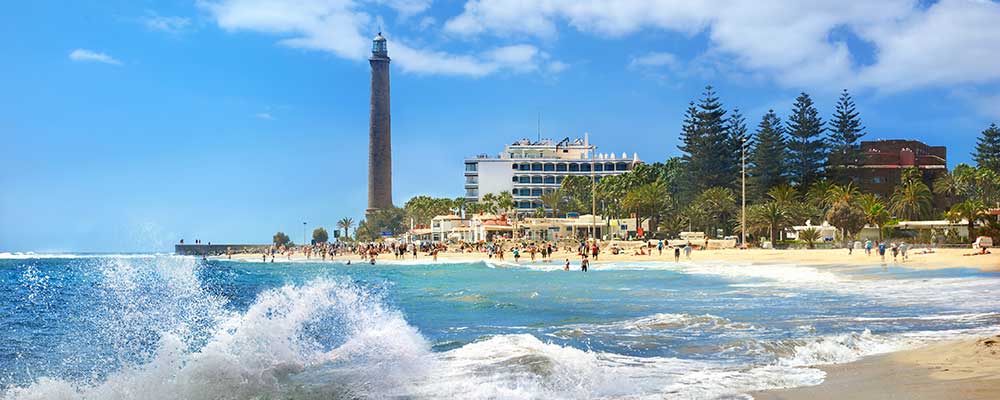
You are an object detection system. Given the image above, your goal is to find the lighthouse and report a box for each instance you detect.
[367,32,392,214]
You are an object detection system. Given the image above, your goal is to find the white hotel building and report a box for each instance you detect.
[464,135,641,214]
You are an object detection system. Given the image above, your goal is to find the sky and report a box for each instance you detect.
[1,0,999,252]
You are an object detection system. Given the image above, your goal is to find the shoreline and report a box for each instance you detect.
[222,247,1000,272]
[753,335,1000,400]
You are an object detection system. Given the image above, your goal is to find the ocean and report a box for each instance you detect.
[1,253,998,399]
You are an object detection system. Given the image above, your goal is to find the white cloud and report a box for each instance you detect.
[373,0,431,19]
[142,15,192,34]
[255,112,274,120]
[547,61,568,74]
[629,52,678,69]
[199,0,559,77]
[68,49,122,65]
[444,0,1000,91]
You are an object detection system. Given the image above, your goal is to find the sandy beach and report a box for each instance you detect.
[227,247,1000,272]
[754,335,1000,399]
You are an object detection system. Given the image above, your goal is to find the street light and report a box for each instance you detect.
[741,137,747,248]
[303,221,307,246]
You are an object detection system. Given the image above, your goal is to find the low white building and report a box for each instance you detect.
[786,220,838,242]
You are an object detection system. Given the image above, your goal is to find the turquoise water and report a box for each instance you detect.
[2,254,998,399]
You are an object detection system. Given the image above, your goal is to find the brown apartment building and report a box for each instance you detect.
[847,139,948,208]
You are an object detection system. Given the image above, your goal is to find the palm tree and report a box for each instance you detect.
[857,194,889,240]
[622,182,671,236]
[768,184,800,205]
[826,182,860,208]
[337,217,354,241]
[798,227,821,249]
[480,192,498,214]
[697,187,737,236]
[946,200,986,240]
[496,191,515,216]
[805,180,833,208]
[751,201,790,245]
[453,197,468,218]
[889,180,933,220]
[539,190,564,217]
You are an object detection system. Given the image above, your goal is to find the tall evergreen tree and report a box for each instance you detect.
[826,89,866,183]
[695,86,730,190]
[748,110,788,201]
[973,123,1000,173]
[677,101,703,199]
[786,92,827,189]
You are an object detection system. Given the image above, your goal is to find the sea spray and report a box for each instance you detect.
[3,256,432,400]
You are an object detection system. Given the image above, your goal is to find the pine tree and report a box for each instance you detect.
[694,86,730,190]
[678,86,735,196]
[973,123,1000,173]
[678,101,703,198]
[786,92,827,189]
[826,89,865,183]
[749,110,788,201]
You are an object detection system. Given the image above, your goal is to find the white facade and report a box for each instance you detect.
[464,135,641,214]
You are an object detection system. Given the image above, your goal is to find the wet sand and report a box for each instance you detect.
[754,335,1000,400]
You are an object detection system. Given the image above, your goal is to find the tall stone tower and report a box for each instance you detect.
[367,32,392,214]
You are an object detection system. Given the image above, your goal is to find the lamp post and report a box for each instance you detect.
[741,137,747,248]
[303,221,307,247]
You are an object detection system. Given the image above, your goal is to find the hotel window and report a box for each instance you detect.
[543,176,555,184]
[511,163,518,170]
[543,164,555,171]
[519,164,530,171]
[616,163,628,171]
[465,188,478,197]
[465,176,478,184]
[531,189,543,196]
[556,164,567,172]
[594,164,603,172]
[531,176,543,184]
[556,176,564,184]
[569,164,580,172]
[581,164,591,172]
[873,177,884,183]
[519,176,530,183]
[511,189,519,196]
[512,176,519,182]
[464,163,477,172]
[531,163,542,171]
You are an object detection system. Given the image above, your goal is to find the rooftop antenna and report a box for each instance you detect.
[537,111,540,142]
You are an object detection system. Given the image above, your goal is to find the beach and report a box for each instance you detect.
[754,335,1000,399]
[227,247,1000,272]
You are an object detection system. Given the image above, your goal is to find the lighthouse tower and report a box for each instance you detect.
[367,32,392,214]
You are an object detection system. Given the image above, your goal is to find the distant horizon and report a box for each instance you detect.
[3,0,999,252]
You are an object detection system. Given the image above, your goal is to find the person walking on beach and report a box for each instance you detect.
[581,255,589,272]
[658,240,663,256]
[878,242,887,262]
[865,239,872,256]
[891,243,899,262]
[899,242,908,261]
[591,243,599,260]
[674,246,681,262]
[684,243,692,259]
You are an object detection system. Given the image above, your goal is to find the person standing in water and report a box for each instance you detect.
[684,243,692,259]
[674,246,681,262]
[581,255,589,272]
[564,258,570,271]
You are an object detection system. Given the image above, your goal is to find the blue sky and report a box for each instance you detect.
[2,0,999,252]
